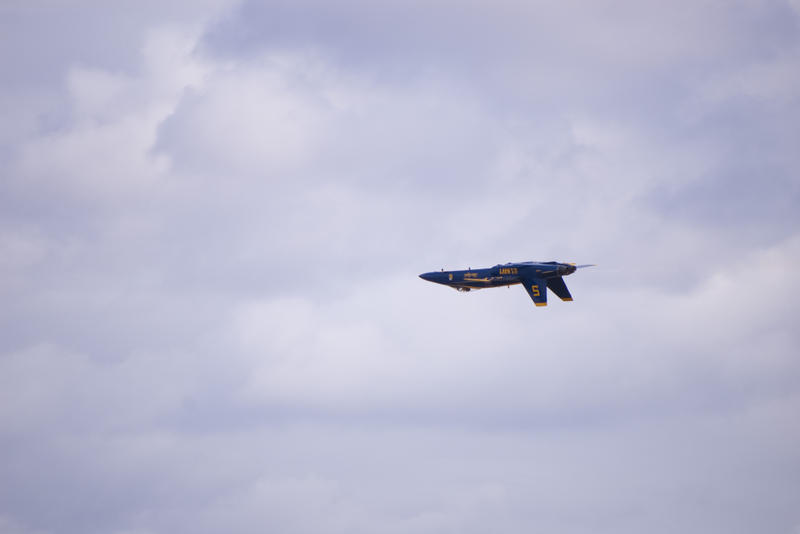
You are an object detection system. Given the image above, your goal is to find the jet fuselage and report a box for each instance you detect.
[419,261,582,307]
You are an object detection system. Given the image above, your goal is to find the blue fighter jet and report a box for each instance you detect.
[419,261,594,307]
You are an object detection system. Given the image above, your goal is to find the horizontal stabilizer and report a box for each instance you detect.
[547,276,573,301]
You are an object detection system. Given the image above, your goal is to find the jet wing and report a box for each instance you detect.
[546,276,573,301]
[520,276,548,307]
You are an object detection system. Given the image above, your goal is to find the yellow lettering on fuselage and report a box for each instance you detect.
[499,267,518,275]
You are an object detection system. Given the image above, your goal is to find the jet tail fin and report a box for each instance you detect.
[521,277,548,307]
[547,276,573,301]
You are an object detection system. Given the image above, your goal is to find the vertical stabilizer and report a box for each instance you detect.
[520,277,548,307]
[547,276,573,301]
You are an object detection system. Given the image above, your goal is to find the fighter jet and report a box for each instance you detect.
[419,261,594,307]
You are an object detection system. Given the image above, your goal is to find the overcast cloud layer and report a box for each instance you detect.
[2,1,800,533]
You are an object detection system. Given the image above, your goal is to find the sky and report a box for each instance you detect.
[1,1,800,533]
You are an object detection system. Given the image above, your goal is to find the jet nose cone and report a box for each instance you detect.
[419,272,434,281]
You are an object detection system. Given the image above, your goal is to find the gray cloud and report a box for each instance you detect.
[1,1,799,533]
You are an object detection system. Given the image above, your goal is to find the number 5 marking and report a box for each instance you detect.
[531,285,540,297]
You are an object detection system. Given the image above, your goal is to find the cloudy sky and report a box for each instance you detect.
[2,1,800,532]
